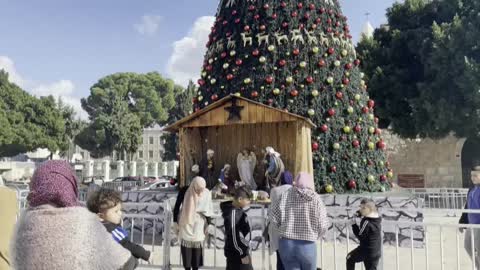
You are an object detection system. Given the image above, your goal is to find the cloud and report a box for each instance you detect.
[0,55,87,120]
[166,16,215,86]
[134,15,163,36]
[0,56,26,87]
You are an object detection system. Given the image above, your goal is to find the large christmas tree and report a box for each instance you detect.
[194,0,392,193]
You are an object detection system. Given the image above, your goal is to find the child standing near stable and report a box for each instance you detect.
[87,188,151,263]
[347,199,382,270]
[221,187,253,270]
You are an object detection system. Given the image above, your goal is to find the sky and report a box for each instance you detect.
[0,0,399,119]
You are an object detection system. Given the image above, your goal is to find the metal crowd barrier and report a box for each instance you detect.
[407,188,469,209]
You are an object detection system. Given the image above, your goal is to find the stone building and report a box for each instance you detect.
[383,130,479,188]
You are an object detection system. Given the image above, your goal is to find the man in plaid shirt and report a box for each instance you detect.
[269,172,329,270]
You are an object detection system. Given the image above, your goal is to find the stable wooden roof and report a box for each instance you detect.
[165,95,315,132]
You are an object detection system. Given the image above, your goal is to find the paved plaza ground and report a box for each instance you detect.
[137,211,477,270]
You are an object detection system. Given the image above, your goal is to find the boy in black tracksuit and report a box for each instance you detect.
[347,199,382,270]
[220,187,253,270]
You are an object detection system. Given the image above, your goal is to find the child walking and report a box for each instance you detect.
[87,188,151,263]
[178,176,214,270]
[347,199,382,270]
[220,187,253,270]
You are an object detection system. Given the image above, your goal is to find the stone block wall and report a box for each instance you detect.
[383,130,465,188]
[121,191,424,250]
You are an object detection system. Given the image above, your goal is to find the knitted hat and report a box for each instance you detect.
[28,160,79,208]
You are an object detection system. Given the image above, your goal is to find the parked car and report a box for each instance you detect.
[81,176,104,187]
[135,178,177,191]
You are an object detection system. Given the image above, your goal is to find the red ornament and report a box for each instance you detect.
[312,142,319,151]
[348,180,357,189]
[380,175,387,182]
[232,10,238,15]
[336,21,341,27]
[331,166,337,173]
[304,13,310,20]
[319,7,326,14]
[354,59,361,66]
[236,59,243,66]
[335,91,343,99]
[309,3,316,10]
[281,2,287,8]
[328,48,335,55]
[259,25,266,31]
[345,63,353,70]
[297,3,303,8]
[316,18,322,24]
[263,4,270,9]
[291,11,298,17]
[223,20,228,25]
[328,108,336,116]
[279,59,287,67]
[342,78,350,85]
[377,140,386,150]
[326,27,333,33]
[293,48,300,56]
[248,5,255,11]
[327,18,332,25]
[254,14,260,20]
[352,140,360,148]
[268,98,274,104]
[234,18,240,24]
[290,89,299,97]
[368,99,375,108]
[362,107,369,114]
[244,25,250,32]
[211,94,218,101]
[272,13,278,19]
[320,124,329,132]
[375,128,381,135]
[252,49,260,56]
[221,52,227,58]
[251,91,259,98]
[354,125,362,133]
[265,76,274,84]
[306,76,314,84]
[282,22,289,28]
[318,59,326,67]
[226,74,234,81]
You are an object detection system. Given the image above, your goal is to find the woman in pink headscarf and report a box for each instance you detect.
[12,160,136,270]
[269,172,329,270]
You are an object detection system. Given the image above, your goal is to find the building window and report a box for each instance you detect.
[149,137,154,144]
[149,151,154,159]
[138,151,143,159]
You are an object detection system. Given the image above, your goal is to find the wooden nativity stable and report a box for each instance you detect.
[165,95,315,187]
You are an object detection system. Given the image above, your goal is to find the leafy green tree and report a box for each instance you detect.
[356,0,460,138]
[78,72,179,158]
[0,70,68,157]
[162,81,196,161]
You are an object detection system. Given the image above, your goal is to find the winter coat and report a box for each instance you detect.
[0,187,18,270]
[104,222,151,261]
[220,201,251,259]
[352,215,382,258]
[12,205,135,270]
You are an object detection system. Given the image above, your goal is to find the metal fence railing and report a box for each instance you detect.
[12,192,480,270]
[406,188,469,209]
